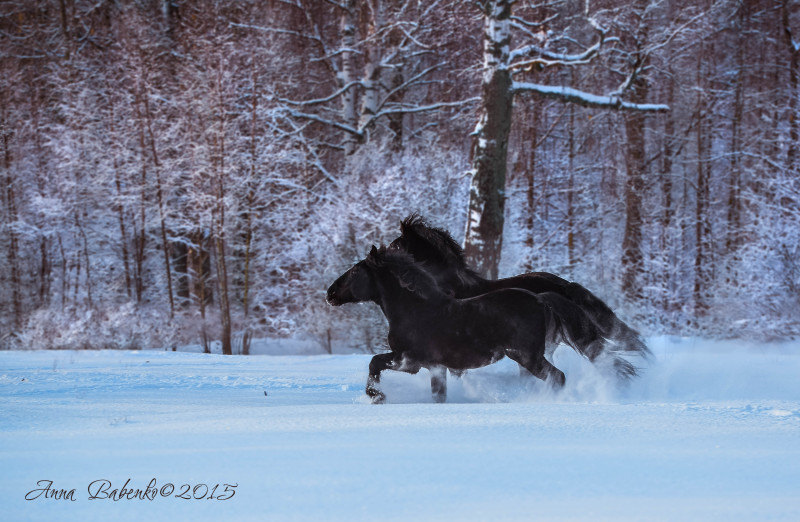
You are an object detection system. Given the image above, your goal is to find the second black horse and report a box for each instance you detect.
[388,214,650,375]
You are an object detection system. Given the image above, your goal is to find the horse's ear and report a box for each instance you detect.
[400,217,419,239]
[369,245,378,257]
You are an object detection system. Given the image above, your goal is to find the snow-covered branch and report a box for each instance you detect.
[509,37,604,66]
[510,14,559,30]
[512,82,669,112]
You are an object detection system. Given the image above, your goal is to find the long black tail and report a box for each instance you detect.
[537,292,644,380]
[562,282,651,360]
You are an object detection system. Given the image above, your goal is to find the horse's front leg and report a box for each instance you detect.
[366,353,394,404]
[429,366,447,403]
[366,353,421,404]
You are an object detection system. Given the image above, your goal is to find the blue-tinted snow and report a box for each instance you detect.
[1,337,798,521]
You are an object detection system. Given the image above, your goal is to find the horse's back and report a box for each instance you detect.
[459,288,548,332]
[474,273,571,296]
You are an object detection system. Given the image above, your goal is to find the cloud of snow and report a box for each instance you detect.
[371,336,800,405]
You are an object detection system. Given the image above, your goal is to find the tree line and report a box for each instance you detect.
[1,0,798,352]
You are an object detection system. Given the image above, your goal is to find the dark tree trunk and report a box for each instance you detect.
[783,0,799,173]
[660,70,675,316]
[694,49,711,318]
[109,104,133,299]
[1,113,22,329]
[213,65,232,356]
[522,104,539,272]
[621,4,650,302]
[694,115,710,317]
[566,103,576,270]
[727,3,746,254]
[140,82,175,318]
[621,86,648,301]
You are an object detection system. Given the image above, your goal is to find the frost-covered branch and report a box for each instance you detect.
[609,10,705,98]
[512,82,669,111]
[373,97,481,117]
[510,37,604,65]
[510,14,559,30]
[278,81,363,107]
[374,63,444,113]
[283,110,363,137]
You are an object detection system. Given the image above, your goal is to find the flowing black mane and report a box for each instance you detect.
[399,214,482,286]
[366,246,445,301]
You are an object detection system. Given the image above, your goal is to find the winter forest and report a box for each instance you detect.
[1,0,799,353]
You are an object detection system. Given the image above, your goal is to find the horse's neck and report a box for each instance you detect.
[454,273,490,296]
[375,275,441,325]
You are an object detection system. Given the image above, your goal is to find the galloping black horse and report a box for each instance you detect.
[388,215,650,372]
[327,246,613,403]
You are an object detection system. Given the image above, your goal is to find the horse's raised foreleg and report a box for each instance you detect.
[429,365,447,403]
[366,353,421,404]
[366,353,394,404]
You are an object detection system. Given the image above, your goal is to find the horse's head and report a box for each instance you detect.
[369,245,446,302]
[388,214,446,264]
[326,247,380,306]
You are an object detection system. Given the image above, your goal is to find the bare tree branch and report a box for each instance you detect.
[277,81,363,107]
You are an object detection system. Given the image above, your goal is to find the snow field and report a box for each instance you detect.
[1,337,799,521]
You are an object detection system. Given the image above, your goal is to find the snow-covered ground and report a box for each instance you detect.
[1,337,799,521]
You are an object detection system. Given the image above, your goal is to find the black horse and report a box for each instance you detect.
[388,214,650,373]
[327,246,614,403]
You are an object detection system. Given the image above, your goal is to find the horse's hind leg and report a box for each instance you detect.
[507,350,565,389]
[532,358,566,388]
[429,366,447,403]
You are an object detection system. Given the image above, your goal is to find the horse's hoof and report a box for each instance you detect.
[366,386,386,404]
[432,393,446,404]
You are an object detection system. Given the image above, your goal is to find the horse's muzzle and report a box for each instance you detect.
[326,288,342,306]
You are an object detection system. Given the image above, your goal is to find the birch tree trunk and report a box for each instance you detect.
[463,0,513,279]
[359,1,384,140]
[340,0,359,154]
